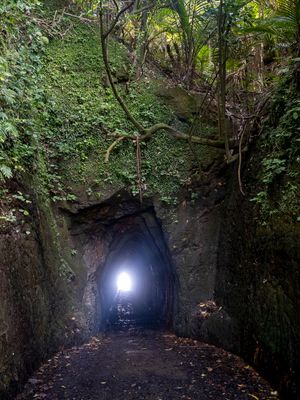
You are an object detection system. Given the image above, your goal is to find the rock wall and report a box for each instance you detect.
[215,166,300,400]
[0,183,87,398]
[154,171,241,353]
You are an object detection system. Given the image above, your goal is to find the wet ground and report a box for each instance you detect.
[107,292,162,331]
[16,297,279,400]
[16,328,279,400]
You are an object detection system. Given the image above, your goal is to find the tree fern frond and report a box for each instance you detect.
[194,0,209,15]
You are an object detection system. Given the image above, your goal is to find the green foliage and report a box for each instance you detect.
[244,0,300,54]
[261,158,286,184]
[251,82,300,221]
[0,0,48,182]
[39,21,200,201]
[152,0,219,80]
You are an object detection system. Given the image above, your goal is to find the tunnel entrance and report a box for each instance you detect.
[69,195,177,333]
[99,208,175,331]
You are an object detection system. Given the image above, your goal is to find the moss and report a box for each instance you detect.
[39,21,218,204]
[250,77,300,223]
[255,282,297,356]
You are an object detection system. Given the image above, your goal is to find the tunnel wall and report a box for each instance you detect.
[0,186,88,399]
[215,168,300,400]
[153,180,240,352]
[59,179,239,346]
[63,177,239,348]
[64,182,236,344]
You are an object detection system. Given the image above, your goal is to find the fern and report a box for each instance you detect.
[0,165,12,181]
[244,0,300,48]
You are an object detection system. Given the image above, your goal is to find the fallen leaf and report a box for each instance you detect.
[248,394,259,400]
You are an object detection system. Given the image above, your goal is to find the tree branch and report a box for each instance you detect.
[99,8,146,133]
[105,124,227,162]
[102,0,136,40]
[105,136,126,162]
[142,123,225,148]
[130,2,156,16]
[98,1,241,163]
[226,145,248,164]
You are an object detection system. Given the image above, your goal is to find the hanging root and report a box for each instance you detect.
[136,136,143,204]
[238,124,246,196]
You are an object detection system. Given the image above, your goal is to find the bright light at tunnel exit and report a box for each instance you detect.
[117,272,132,292]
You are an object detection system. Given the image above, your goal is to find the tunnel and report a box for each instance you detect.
[69,195,177,332]
[99,214,175,330]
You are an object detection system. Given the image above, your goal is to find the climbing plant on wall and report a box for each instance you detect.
[0,0,48,181]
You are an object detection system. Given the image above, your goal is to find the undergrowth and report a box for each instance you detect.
[251,75,300,223]
[0,0,48,182]
[40,21,210,203]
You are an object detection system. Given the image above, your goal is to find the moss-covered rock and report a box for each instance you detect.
[39,21,220,206]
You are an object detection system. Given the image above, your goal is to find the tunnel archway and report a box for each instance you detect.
[98,211,175,329]
[69,196,177,333]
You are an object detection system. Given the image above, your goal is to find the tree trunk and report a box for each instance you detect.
[217,0,230,160]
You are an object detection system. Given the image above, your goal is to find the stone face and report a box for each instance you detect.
[0,202,68,397]
[215,169,300,400]
[0,184,90,398]
[57,174,229,344]
[199,309,240,353]
[155,199,223,337]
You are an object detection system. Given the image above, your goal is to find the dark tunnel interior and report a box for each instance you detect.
[98,210,176,330]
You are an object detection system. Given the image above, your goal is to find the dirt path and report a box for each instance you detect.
[17,329,279,400]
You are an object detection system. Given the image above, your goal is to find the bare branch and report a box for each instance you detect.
[238,125,247,195]
[142,124,225,148]
[112,0,119,12]
[102,0,136,40]
[130,2,156,16]
[105,136,127,162]
[64,12,97,24]
[105,125,227,162]
[99,10,146,133]
[226,146,248,164]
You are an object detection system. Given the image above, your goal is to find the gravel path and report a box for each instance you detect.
[16,329,279,400]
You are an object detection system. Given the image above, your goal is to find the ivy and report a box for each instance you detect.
[251,86,300,222]
[0,0,47,182]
